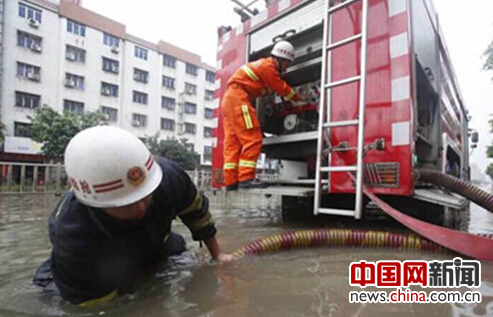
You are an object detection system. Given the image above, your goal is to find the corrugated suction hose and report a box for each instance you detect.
[232,229,446,259]
[232,170,493,260]
[417,169,493,214]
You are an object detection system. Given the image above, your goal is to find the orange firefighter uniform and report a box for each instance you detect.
[221,57,301,186]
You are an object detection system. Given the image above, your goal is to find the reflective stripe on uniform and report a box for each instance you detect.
[241,65,259,81]
[224,163,238,170]
[177,192,203,216]
[239,160,257,168]
[78,290,118,308]
[187,212,215,230]
[241,105,254,129]
[286,88,296,101]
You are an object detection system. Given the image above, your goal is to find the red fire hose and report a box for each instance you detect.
[234,170,493,261]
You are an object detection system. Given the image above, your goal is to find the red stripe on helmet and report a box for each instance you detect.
[94,183,124,193]
[145,155,153,168]
[93,179,123,188]
[146,158,154,171]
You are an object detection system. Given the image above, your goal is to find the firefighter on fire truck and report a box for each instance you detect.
[221,40,307,190]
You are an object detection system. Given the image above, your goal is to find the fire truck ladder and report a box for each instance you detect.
[314,0,369,219]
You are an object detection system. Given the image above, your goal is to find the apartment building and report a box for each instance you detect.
[0,0,217,165]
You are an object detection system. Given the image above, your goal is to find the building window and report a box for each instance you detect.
[64,99,84,115]
[163,54,176,68]
[133,68,149,83]
[102,57,119,73]
[15,91,40,109]
[103,33,120,47]
[133,91,148,104]
[203,146,212,162]
[65,73,84,90]
[204,108,214,119]
[101,82,118,97]
[205,90,214,100]
[132,113,147,127]
[17,31,42,52]
[66,45,86,63]
[17,62,40,81]
[19,3,42,23]
[14,122,32,138]
[161,118,175,131]
[162,76,175,89]
[206,70,215,83]
[135,46,148,60]
[184,123,196,134]
[101,106,118,122]
[162,97,175,110]
[204,127,213,138]
[185,82,196,95]
[67,19,86,36]
[184,102,197,114]
[186,63,198,76]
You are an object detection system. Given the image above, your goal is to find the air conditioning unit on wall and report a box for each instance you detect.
[27,71,40,81]
[30,43,42,52]
[28,18,39,28]
[65,79,75,88]
[101,87,111,95]
[66,51,76,61]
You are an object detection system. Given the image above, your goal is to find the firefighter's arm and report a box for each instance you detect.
[177,194,234,262]
[203,236,235,263]
[257,62,301,101]
[158,158,232,261]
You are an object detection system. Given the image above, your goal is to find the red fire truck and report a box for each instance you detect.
[212,0,478,220]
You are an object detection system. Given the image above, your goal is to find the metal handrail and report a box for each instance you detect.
[0,161,277,194]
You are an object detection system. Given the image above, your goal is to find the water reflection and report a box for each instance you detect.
[0,192,492,316]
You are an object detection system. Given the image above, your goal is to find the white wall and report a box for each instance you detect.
[1,0,215,166]
[2,1,60,129]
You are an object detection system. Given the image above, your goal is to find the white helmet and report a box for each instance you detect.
[271,41,295,61]
[64,126,163,208]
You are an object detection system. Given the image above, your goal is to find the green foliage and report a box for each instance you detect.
[30,107,107,161]
[0,120,5,142]
[486,164,493,182]
[484,41,493,78]
[487,119,493,178]
[144,134,199,170]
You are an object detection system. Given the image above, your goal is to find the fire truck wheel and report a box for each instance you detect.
[281,196,314,222]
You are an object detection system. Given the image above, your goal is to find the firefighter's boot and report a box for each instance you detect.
[239,178,269,189]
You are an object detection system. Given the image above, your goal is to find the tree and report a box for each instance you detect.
[0,120,5,143]
[30,107,107,161]
[485,43,493,179]
[486,119,493,181]
[144,134,200,170]
[483,41,493,79]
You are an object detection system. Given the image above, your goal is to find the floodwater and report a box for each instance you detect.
[0,191,492,317]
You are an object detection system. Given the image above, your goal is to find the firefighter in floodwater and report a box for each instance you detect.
[221,40,306,190]
[33,126,234,306]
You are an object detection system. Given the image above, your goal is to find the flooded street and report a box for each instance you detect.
[0,192,492,317]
